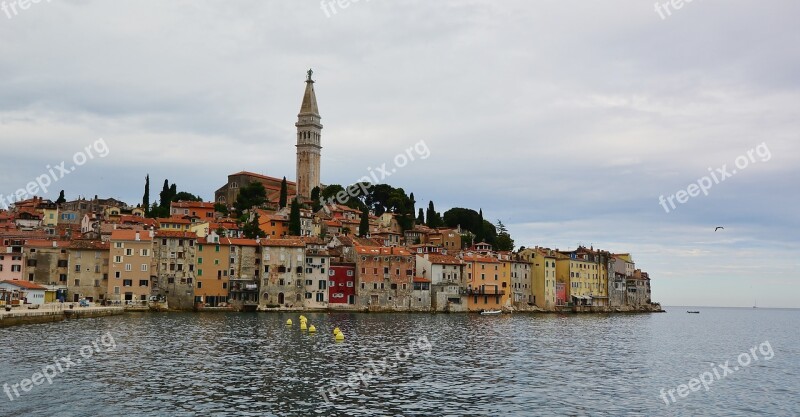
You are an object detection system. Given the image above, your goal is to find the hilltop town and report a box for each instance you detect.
[0,71,660,314]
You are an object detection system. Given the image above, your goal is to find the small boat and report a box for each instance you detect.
[687,311,700,314]
[480,309,502,316]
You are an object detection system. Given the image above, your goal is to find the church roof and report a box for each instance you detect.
[299,75,320,116]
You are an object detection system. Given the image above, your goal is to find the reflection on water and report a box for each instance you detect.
[1,308,798,416]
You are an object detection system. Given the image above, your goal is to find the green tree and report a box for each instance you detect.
[214,203,228,216]
[417,208,425,225]
[279,177,288,209]
[174,192,202,202]
[288,198,301,236]
[476,209,485,243]
[359,206,370,237]
[495,220,514,251]
[55,190,66,204]
[159,180,170,208]
[142,175,150,216]
[426,201,442,228]
[242,212,261,239]
[234,182,267,214]
[310,186,321,212]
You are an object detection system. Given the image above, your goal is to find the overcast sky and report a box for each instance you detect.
[1,0,797,307]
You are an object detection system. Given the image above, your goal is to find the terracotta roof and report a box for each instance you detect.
[462,254,500,263]
[171,201,216,209]
[24,239,71,249]
[231,171,297,186]
[155,231,198,239]
[0,280,47,290]
[260,238,305,248]
[68,240,110,250]
[355,246,412,256]
[413,277,431,283]
[156,217,192,225]
[110,230,153,241]
[225,238,260,247]
[425,254,463,265]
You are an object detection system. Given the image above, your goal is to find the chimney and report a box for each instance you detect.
[135,232,140,241]
[149,226,155,238]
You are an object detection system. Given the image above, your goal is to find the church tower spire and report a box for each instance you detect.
[295,68,322,199]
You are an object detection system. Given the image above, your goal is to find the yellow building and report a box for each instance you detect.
[556,247,608,306]
[42,207,58,227]
[518,247,557,309]
[157,217,192,232]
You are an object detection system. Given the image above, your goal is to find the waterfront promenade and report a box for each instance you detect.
[0,303,124,327]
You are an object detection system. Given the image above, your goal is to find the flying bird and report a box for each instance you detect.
[715,226,724,232]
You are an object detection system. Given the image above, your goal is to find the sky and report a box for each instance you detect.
[0,0,797,307]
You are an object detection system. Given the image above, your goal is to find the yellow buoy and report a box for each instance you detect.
[286,319,293,326]
[335,332,344,341]
[299,315,307,321]
[308,325,316,333]
[300,322,307,331]
[333,327,340,335]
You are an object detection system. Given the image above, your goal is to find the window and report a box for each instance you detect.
[123,279,132,287]
[140,249,149,256]
[125,249,133,256]
[114,256,122,263]
[197,282,202,289]
[141,264,148,272]
[11,265,20,272]
[114,286,120,294]
[74,279,80,286]
[139,280,148,287]
[347,270,353,276]
[74,264,81,272]
[346,281,353,287]
[125,264,132,271]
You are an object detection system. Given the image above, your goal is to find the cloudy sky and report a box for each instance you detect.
[1,0,797,307]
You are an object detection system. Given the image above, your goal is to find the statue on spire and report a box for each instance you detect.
[307,68,313,81]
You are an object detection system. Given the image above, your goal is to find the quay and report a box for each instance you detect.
[0,304,125,328]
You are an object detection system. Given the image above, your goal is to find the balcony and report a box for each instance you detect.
[465,287,505,296]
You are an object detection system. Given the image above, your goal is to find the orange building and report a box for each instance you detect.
[170,201,217,221]
[109,230,153,304]
[463,253,507,311]
[256,210,289,238]
[195,234,232,307]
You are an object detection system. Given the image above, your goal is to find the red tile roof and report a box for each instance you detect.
[0,280,47,290]
[260,238,305,248]
[110,230,153,241]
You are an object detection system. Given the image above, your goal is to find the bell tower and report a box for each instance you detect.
[295,68,322,199]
